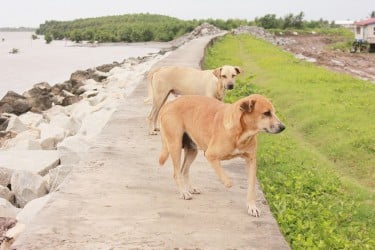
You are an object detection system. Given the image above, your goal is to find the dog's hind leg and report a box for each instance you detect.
[168,140,193,200]
[181,134,200,195]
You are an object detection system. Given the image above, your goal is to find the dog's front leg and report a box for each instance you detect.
[244,154,260,217]
[205,154,233,188]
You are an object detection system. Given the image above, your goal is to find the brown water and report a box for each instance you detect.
[0,32,167,97]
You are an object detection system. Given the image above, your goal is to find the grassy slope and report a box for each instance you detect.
[203,34,375,249]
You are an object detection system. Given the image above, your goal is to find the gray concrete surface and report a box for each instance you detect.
[13,35,290,249]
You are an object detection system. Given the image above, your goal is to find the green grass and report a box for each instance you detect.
[203,34,375,249]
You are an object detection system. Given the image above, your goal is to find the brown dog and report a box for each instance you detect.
[158,94,285,217]
[146,65,242,135]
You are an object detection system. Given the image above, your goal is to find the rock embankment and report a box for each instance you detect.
[0,52,166,247]
[231,26,296,46]
[0,22,225,247]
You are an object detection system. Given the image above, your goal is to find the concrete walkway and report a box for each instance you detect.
[14,35,290,249]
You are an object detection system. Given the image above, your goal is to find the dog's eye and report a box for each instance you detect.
[221,75,227,78]
[263,111,272,117]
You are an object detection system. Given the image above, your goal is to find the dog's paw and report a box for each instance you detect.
[149,131,158,135]
[223,178,233,188]
[247,204,261,217]
[189,187,201,194]
[180,191,193,200]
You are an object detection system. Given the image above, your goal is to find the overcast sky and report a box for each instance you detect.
[1,0,374,28]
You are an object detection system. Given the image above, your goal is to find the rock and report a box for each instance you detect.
[0,185,14,202]
[0,91,31,116]
[231,26,296,46]
[331,59,345,67]
[18,111,44,128]
[0,198,20,217]
[0,131,16,148]
[0,217,17,243]
[44,165,73,192]
[0,150,60,176]
[0,115,9,131]
[3,128,41,150]
[57,135,90,165]
[0,168,12,187]
[78,101,117,138]
[5,114,28,134]
[61,95,82,106]
[11,170,48,208]
[42,105,68,122]
[23,82,54,112]
[70,100,95,125]
[1,222,25,249]
[48,113,80,137]
[16,195,50,225]
[96,62,120,73]
[37,123,65,149]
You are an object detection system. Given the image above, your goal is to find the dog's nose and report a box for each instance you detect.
[227,84,234,90]
[278,123,286,132]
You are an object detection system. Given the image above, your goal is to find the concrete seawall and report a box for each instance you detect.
[13,34,290,249]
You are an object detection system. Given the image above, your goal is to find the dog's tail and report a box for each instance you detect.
[144,67,161,104]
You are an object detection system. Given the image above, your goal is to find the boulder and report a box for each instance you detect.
[57,135,90,165]
[0,217,17,243]
[18,111,44,128]
[3,128,41,150]
[49,113,80,137]
[0,150,60,176]
[1,222,25,249]
[37,123,65,149]
[0,185,14,202]
[0,168,12,187]
[78,101,117,138]
[4,114,28,133]
[61,95,82,106]
[42,105,68,122]
[0,198,20,217]
[0,115,9,131]
[16,194,50,225]
[11,171,48,208]
[70,100,95,124]
[0,131,16,148]
[44,165,73,192]
[0,91,31,115]
[23,82,54,112]
[96,62,120,73]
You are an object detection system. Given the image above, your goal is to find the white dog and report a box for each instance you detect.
[146,65,242,135]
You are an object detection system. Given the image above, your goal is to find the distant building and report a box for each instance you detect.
[335,20,355,30]
[354,17,375,44]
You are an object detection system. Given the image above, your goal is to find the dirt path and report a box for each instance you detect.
[13,35,289,249]
[282,35,375,83]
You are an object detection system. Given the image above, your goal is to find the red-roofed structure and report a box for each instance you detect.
[354,17,375,45]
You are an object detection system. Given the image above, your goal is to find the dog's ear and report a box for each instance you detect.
[234,66,243,75]
[213,67,222,79]
[240,99,255,113]
[224,99,255,130]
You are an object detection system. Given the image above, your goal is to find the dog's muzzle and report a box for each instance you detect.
[226,83,234,90]
[265,123,285,134]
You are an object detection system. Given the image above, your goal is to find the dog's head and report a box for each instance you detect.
[224,94,285,134]
[213,65,242,90]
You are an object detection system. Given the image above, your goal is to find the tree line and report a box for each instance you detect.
[36,13,334,43]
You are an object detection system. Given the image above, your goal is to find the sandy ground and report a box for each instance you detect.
[12,35,290,249]
[281,34,375,83]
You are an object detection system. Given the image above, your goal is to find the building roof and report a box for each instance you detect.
[354,17,375,26]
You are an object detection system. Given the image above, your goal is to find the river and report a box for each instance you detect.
[0,32,168,98]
